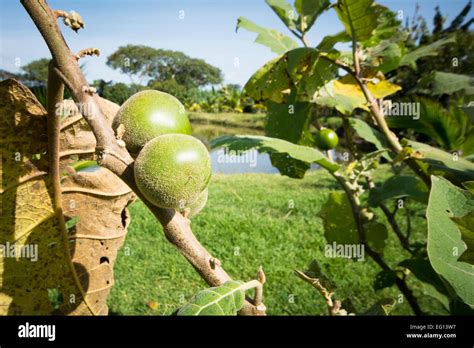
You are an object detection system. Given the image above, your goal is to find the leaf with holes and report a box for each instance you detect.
[0,79,134,315]
[177,280,246,316]
[335,0,386,42]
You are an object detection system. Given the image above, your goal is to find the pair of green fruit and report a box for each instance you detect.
[113,90,210,217]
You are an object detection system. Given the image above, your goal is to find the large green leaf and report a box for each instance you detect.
[265,96,314,178]
[211,135,340,173]
[387,98,472,153]
[402,139,474,184]
[266,0,297,31]
[426,176,474,308]
[399,256,451,306]
[349,118,391,160]
[236,17,299,55]
[319,191,359,249]
[335,0,385,42]
[317,30,351,51]
[177,280,246,316]
[365,221,388,253]
[451,212,474,265]
[243,48,337,104]
[294,0,331,33]
[368,176,429,207]
[399,36,456,69]
[415,71,474,96]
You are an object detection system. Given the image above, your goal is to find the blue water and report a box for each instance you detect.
[210,149,331,174]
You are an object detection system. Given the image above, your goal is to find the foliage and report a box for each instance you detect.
[214,0,474,315]
[177,281,247,315]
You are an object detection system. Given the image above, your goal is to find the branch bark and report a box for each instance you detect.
[22,0,263,316]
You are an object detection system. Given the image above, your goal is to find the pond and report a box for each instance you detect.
[193,120,336,174]
[210,149,329,174]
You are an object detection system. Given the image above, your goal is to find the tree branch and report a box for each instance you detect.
[22,0,263,316]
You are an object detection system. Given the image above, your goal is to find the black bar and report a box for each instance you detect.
[0,316,472,346]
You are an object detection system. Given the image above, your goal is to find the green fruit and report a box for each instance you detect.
[182,188,208,218]
[315,129,339,150]
[113,90,192,154]
[134,134,211,209]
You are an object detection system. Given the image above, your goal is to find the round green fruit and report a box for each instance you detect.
[134,134,212,209]
[182,188,208,218]
[315,129,339,150]
[113,90,192,154]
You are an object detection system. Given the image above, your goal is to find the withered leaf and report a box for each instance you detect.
[0,79,135,315]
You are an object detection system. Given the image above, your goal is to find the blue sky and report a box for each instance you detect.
[0,0,471,86]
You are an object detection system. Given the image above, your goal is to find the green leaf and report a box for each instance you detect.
[294,0,331,33]
[362,298,396,315]
[402,139,474,184]
[399,36,456,69]
[451,212,474,265]
[368,176,429,207]
[266,97,315,178]
[398,256,451,310]
[364,39,404,73]
[462,181,474,193]
[243,48,337,104]
[236,17,299,55]
[373,270,397,291]
[365,221,388,253]
[210,135,340,173]
[426,176,474,308]
[243,56,290,104]
[265,0,297,31]
[399,257,450,298]
[349,118,391,160]
[415,71,474,96]
[319,191,359,249]
[177,280,246,316]
[335,0,385,42]
[386,98,472,153]
[317,31,351,51]
[303,259,335,292]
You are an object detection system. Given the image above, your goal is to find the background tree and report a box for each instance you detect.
[106,44,223,89]
[21,57,50,86]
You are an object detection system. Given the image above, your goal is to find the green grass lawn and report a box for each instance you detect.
[107,169,444,316]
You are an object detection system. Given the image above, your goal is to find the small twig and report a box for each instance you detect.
[405,206,412,240]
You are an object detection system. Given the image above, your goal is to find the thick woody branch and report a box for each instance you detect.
[21,0,263,315]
